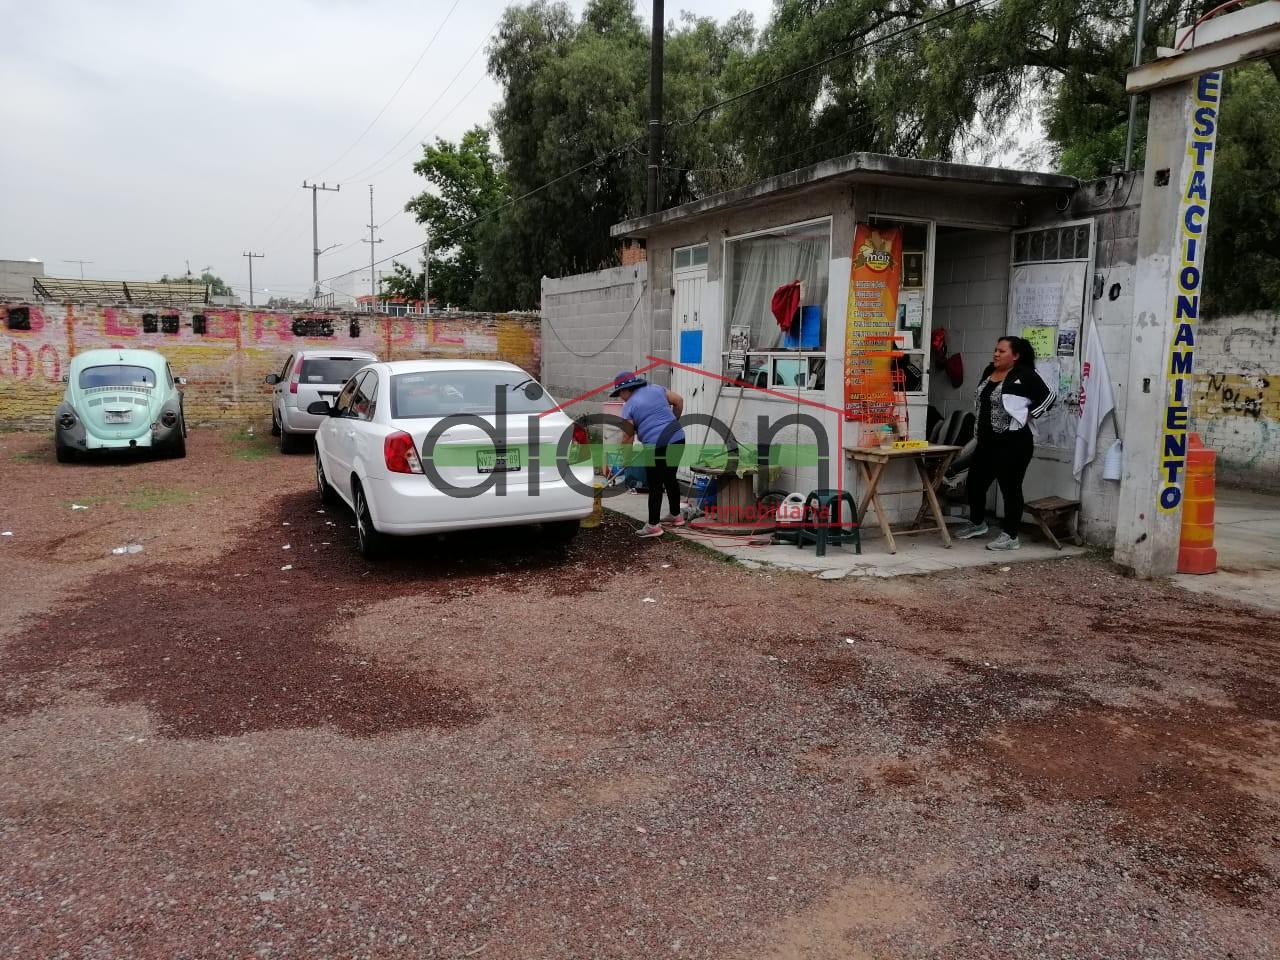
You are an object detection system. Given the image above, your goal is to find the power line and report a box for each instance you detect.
[320,0,995,288]
[334,22,499,186]
[319,139,641,286]
[356,73,489,185]
[310,0,466,180]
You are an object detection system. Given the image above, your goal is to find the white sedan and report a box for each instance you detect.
[310,360,594,558]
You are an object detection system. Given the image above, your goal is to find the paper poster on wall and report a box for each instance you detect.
[727,324,749,373]
[1014,283,1066,326]
[843,224,903,421]
[1021,325,1056,360]
[902,290,924,328]
[1056,328,1078,357]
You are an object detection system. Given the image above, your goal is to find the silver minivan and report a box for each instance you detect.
[266,348,378,453]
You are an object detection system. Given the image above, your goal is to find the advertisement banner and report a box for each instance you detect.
[844,224,903,421]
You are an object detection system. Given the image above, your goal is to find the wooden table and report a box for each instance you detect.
[843,444,962,554]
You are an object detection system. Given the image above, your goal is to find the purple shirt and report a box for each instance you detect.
[621,383,685,446]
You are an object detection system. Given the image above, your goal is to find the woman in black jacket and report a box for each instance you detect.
[954,336,1056,551]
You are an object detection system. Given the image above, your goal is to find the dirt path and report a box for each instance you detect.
[1,430,1277,959]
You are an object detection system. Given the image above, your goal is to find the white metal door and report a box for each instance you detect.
[671,267,708,479]
[1007,218,1095,500]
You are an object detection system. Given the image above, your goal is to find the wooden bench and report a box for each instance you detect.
[1024,496,1082,550]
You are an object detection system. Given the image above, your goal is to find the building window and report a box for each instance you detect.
[674,244,708,270]
[724,220,831,354]
[1013,224,1092,264]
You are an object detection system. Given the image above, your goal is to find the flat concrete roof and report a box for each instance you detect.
[611,152,1078,239]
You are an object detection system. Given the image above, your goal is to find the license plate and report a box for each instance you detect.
[104,410,132,424]
[477,449,521,473]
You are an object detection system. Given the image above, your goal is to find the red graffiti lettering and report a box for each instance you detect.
[385,319,415,344]
[252,312,293,344]
[10,342,33,380]
[103,307,140,337]
[202,310,240,341]
[38,343,61,383]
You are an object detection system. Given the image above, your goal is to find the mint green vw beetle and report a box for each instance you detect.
[54,349,188,462]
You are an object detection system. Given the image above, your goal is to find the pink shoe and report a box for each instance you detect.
[662,514,686,527]
[636,523,664,538]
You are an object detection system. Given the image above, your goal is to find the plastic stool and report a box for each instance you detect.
[796,489,860,558]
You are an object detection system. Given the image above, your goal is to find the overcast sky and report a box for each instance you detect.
[1,0,774,303]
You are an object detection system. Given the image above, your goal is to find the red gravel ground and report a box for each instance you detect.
[1,428,1278,959]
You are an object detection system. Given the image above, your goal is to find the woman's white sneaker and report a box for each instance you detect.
[954,522,989,540]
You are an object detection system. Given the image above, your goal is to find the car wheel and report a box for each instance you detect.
[354,484,388,560]
[315,449,339,506]
[55,438,77,463]
[270,414,281,437]
[279,425,302,454]
[170,426,187,459]
[542,519,580,546]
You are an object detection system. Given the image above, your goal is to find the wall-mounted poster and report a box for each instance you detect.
[1021,324,1056,360]
[1056,328,1078,357]
[728,324,750,373]
[844,224,903,421]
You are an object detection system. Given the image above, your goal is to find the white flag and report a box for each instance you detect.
[1073,324,1116,479]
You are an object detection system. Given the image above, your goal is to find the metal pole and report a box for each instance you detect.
[362,184,383,312]
[647,0,664,214]
[302,181,340,298]
[1123,0,1150,170]
[424,225,430,314]
[63,259,93,279]
[243,251,264,306]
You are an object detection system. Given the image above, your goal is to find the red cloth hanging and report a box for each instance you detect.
[770,281,802,332]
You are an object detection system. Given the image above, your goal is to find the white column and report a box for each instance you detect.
[1114,71,1222,576]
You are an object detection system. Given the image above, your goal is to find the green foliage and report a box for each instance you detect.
[388,126,509,310]
[482,0,753,307]
[391,0,1277,314]
[160,270,231,296]
[1203,61,1280,316]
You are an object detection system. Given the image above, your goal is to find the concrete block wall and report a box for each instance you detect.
[0,302,540,428]
[929,229,1012,424]
[540,264,649,417]
[1073,178,1142,544]
[1191,312,1280,491]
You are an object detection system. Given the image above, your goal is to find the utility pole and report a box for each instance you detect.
[63,259,93,279]
[1123,0,1150,170]
[242,251,264,306]
[647,0,665,214]
[301,180,340,298]
[362,184,382,310]
[423,225,431,314]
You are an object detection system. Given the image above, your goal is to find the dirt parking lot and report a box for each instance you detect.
[1,426,1278,959]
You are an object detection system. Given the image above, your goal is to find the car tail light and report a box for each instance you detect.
[384,431,424,474]
[161,410,178,427]
[288,355,304,395]
[58,412,76,429]
[569,422,590,463]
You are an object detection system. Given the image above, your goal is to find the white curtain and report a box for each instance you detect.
[727,230,830,350]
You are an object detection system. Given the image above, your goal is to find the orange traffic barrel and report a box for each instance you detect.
[1177,433,1217,574]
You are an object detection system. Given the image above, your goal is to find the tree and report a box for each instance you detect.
[160,270,231,297]
[483,0,753,307]
[387,126,509,310]
[1202,61,1280,316]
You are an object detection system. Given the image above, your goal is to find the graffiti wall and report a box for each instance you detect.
[1190,312,1280,491]
[0,303,541,427]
